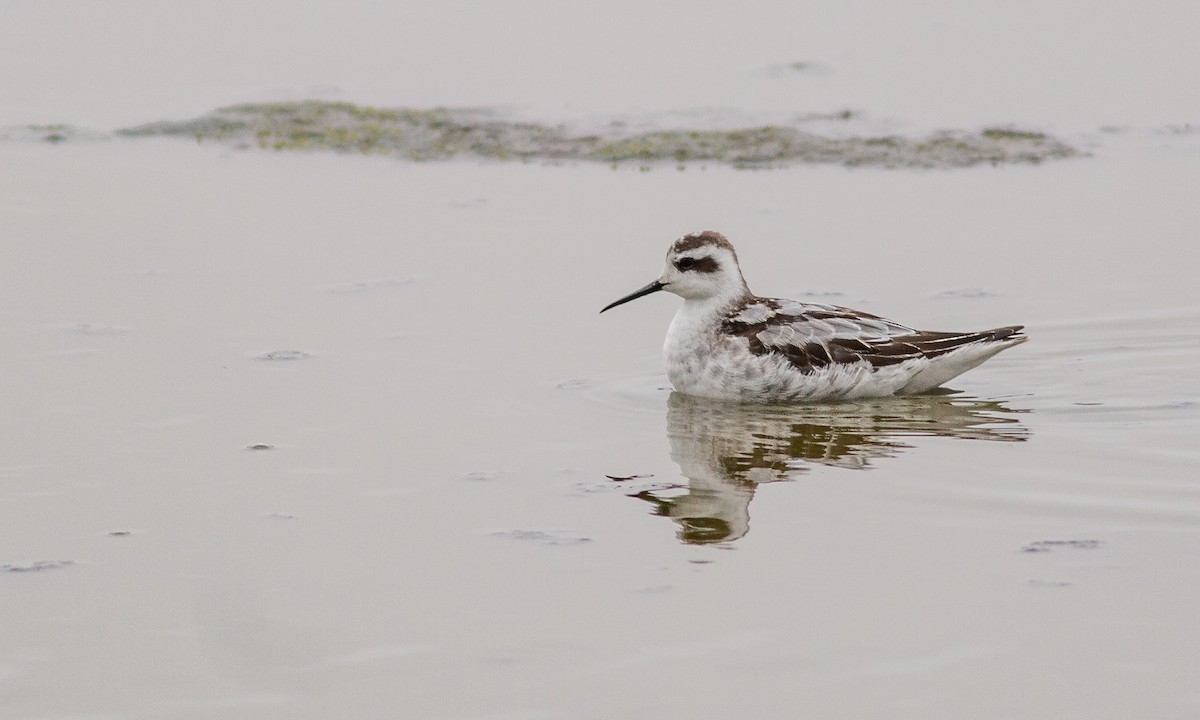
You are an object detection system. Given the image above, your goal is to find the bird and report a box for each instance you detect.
[600,230,1027,402]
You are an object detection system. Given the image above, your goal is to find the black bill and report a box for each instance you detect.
[599,280,665,313]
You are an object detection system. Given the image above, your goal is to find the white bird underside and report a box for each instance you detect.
[603,230,1028,403]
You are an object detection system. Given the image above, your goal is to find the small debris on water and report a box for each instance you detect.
[1021,539,1104,553]
[605,473,654,482]
[1157,123,1199,136]
[555,378,593,390]
[255,350,311,361]
[0,124,108,143]
[492,530,592,546]
[573,475,679,495]
[107,530,134,536]
[1027,579,1073,588]
[246,443,275,450]
[324,278,415,295]
[75,322,133,335]
[2,560,75,573]
[761,62,837,78]
[933,288,997,299]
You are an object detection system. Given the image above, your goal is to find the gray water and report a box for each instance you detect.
[3,2,1200,718]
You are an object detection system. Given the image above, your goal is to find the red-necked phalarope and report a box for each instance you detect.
[600,231,1027,402]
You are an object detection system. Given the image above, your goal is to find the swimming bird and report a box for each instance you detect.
[600,231,1027,402]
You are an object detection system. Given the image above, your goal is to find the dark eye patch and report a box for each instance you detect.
[675,256,719,273]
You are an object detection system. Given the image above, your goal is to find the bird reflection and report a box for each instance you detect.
[633,391,1028,544]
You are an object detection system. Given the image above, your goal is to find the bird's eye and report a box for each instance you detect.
[676,257,696,271]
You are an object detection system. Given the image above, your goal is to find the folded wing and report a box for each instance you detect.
[722,299,1025,373]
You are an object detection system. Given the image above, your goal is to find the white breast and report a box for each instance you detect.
[664,299,731,397]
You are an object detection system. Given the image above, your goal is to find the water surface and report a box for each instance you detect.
[2,2,1200,718]
[3,138,1198,719]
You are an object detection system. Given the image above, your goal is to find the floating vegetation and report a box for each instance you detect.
[2,124,108,143]
[114,101,1080,170]
[981,127,1050,141]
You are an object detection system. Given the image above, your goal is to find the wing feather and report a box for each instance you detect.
[722,298,1025,374]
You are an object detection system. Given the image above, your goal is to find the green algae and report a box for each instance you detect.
[981,127,1049,141]
[118,102,572,162]
[114,101,1080,169]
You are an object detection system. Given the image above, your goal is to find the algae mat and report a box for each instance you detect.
[108,101,1078,170]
